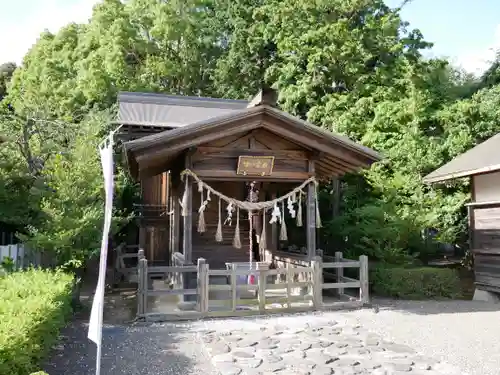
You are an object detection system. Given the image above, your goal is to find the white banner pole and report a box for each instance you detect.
[88,133,115,375]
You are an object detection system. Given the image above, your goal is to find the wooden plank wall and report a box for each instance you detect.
[471,205,500,292]
[140,172,169,263]
[471,173,500,293]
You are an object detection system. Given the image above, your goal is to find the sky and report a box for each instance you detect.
[1,0,499,76]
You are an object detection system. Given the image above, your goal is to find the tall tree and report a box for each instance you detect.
[0,62,16,101]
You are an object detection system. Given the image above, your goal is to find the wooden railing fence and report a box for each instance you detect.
[136,251,369,321]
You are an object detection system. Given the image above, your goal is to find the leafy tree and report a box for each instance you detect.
[20,110,129,270]
[0,62,16,101]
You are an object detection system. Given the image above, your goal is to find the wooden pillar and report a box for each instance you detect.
[306,160,316,260]
[169,184,181,256]
[183,152,193,264]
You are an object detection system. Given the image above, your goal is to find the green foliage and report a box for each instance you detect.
[0,62,16,101]
[19,111,129,269]
[0,257,15,273]
[0,269,73,375]
[370,264,462,299]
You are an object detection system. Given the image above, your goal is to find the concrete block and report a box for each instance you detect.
[473,288,500,303]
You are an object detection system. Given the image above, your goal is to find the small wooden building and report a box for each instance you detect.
[424,133,500,301]
[118,90,381,271]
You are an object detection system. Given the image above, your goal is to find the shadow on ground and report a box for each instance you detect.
[372,298,500,315]
[42,277,215,375]
[43,322,209,375]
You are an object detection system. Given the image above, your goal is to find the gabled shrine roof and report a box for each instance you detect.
[123,102,382,181]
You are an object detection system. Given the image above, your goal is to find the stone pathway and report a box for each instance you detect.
[199,314,464,375]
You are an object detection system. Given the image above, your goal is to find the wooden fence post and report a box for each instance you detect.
[311,256,323,310]
[335,251,344,297]
[139,257,148,317]
[359,255,369,305]
[257,262,267,312]
[286,263,292,309]
[137,253,145,317]
[197,258,209,313]
[231,264,237,312]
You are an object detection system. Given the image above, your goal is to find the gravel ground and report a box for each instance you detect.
[348,299,500,375]
[43,320,217,375]
[43,298,500,375]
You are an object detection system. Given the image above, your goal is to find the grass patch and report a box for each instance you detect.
[370,264,462,300]
[0,269,74,375]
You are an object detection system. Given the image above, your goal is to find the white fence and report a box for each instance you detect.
[0,244,41,270]
[137,251,369,321]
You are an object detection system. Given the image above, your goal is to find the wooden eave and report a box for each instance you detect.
[124,105,381,181]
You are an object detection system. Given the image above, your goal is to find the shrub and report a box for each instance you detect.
[0,269,74,375]
[370,264,462,299]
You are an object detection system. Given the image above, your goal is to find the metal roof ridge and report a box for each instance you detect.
[118,91,249,110]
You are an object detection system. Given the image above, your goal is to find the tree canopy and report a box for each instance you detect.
[1,0,499,267]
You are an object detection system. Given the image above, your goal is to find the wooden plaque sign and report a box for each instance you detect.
[237,156,275,176]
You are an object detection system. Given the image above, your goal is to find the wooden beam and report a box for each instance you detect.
[193,147,309,161]
[134,120,261,165]
[192,169,312,182]
[306,160,317,260]
[263,120,372,168]
[183,152,193,264]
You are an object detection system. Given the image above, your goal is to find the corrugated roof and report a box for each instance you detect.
[424,133,500,183]
[117,91,249,128]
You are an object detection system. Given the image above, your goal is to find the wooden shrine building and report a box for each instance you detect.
[118,89,381,270]
[424,133,500,302]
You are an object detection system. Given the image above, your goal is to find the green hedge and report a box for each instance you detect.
[370,264,462,299]
[0,269,74,375]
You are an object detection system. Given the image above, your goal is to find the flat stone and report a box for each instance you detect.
[310,367,333,375]
[305,352,336,364]
[258,362,287,372]
[319,340,333,348]
[383,358,414,372]
[202,334,219,344]
[364,333,381,346]
[233,351,256,359]
[236,339,259,348]
[324,328,343,335]
[206,343,231,355]
[382,343,416,354]
[330,358,360,367]
[354,360,382,370]
[275,346,295,355]
[217,363,243,375]
[225,335,244,342]
[256,338,280,350]
[259,354,283,364]
[213,353,236,363]
[292,359,317,370]
[282,350,306,359]
[324,347,348,357]
[238,358,263,369]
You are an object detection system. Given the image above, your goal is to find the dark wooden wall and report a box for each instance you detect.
[139,172,170,263]
[191,181,251,269]
[470,203,500,292]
